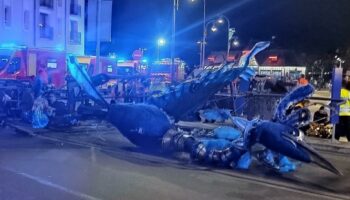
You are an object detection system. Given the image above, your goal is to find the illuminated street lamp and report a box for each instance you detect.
[211,25,218,32]
[335,56,345,68]
[232,39,240,47]
[200,19,218,67]
[157,38,166,61]
[216,15,233,61]
[201,16,234,66]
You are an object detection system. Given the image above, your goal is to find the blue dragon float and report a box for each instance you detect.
[66,41,342,176]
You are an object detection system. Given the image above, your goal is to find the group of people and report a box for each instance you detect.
[295,76,350,141]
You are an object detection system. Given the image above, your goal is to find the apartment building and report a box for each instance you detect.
[0,0,85,55]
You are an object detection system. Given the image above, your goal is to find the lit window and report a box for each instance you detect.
[268,56,278,62]
[107,65,113,73]
[4,6,11,26]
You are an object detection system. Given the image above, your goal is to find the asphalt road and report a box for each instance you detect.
[0,124,350,200]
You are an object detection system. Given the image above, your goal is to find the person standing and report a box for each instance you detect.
[298,74,309,86]
[66,74,80,113]
[335,80,350,141]
[33,68,49,98]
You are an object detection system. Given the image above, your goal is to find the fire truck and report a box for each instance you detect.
[0,45,67,88]
[76,56,117,76]
[148,58,186,82]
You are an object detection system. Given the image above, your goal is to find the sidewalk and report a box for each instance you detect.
[307,136,350,154]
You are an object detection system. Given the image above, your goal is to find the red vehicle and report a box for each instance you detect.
[0,46,67,88]
[77,56,118,76]
[149,59,186,82]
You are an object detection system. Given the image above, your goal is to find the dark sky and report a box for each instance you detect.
[104,0,350,65]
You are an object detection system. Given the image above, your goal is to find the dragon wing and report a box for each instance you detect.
[67,56,108,107]
[274,84,314,122]
[148,41,270,121]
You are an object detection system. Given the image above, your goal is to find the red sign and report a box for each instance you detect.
[132,50,143,60]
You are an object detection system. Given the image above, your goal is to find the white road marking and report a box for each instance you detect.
[3,167,102,200]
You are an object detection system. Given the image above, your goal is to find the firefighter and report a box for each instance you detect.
[335,80,350,141]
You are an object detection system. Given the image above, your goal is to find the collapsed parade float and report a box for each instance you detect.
[55,41,342,176]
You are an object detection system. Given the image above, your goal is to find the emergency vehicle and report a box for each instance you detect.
[148,58,186,82]
[0,45,66,88]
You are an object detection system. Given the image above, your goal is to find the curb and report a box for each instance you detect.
[307,138,350,154]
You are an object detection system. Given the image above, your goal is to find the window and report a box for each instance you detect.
[70,20,78,33]
[39,13,49,28]
[47,59,57,69]
[70,20,81,44]
[70,0,81,16]
[107,65,113,73]
[24,11,30,30]
[4,6,11,26]
[40,0,54,8]
[6,57,21,74]
[39,13,53,39]
[0,56,10,71]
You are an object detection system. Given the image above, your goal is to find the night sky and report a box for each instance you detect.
[102,0,350,65]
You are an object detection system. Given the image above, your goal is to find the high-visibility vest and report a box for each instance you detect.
[340,88,350,116]
[298,78,308,85]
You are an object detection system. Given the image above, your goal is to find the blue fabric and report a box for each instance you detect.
[279,156,296,173]
[274,84,314,122]
[200,109,230,122]
[254,122,311,163]
[148,42,270,121]
[108,104,171,148]
[213,126,241,141]
[32,110,49,129]
[260,149,276,168]
[67,56,108,107]
[236,152,252,169]
[199,139,232,151]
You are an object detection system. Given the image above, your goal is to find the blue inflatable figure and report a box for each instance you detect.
[66,41,342,176]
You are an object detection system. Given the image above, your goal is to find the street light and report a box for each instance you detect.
[157,38,166,61]
[201,19,218,67]
[335,56,345,68]
[216,15,232,61]
[202,16,233,67]
[211,25,218,32]
[232,39,239,47]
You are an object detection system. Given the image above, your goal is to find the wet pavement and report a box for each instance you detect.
[0,122,350,200]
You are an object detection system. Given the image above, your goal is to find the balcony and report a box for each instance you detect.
[40,0,54,9]
[70,32,82,45]
[70,4,81,16]
[39,26,54,40]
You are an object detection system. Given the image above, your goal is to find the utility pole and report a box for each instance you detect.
[96,0,102,74]
[171,0,178,83]
[201,0,206,68]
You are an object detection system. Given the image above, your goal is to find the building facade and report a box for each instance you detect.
[0,0,85,55]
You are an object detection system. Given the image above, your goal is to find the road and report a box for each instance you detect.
[0,122,349,200]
